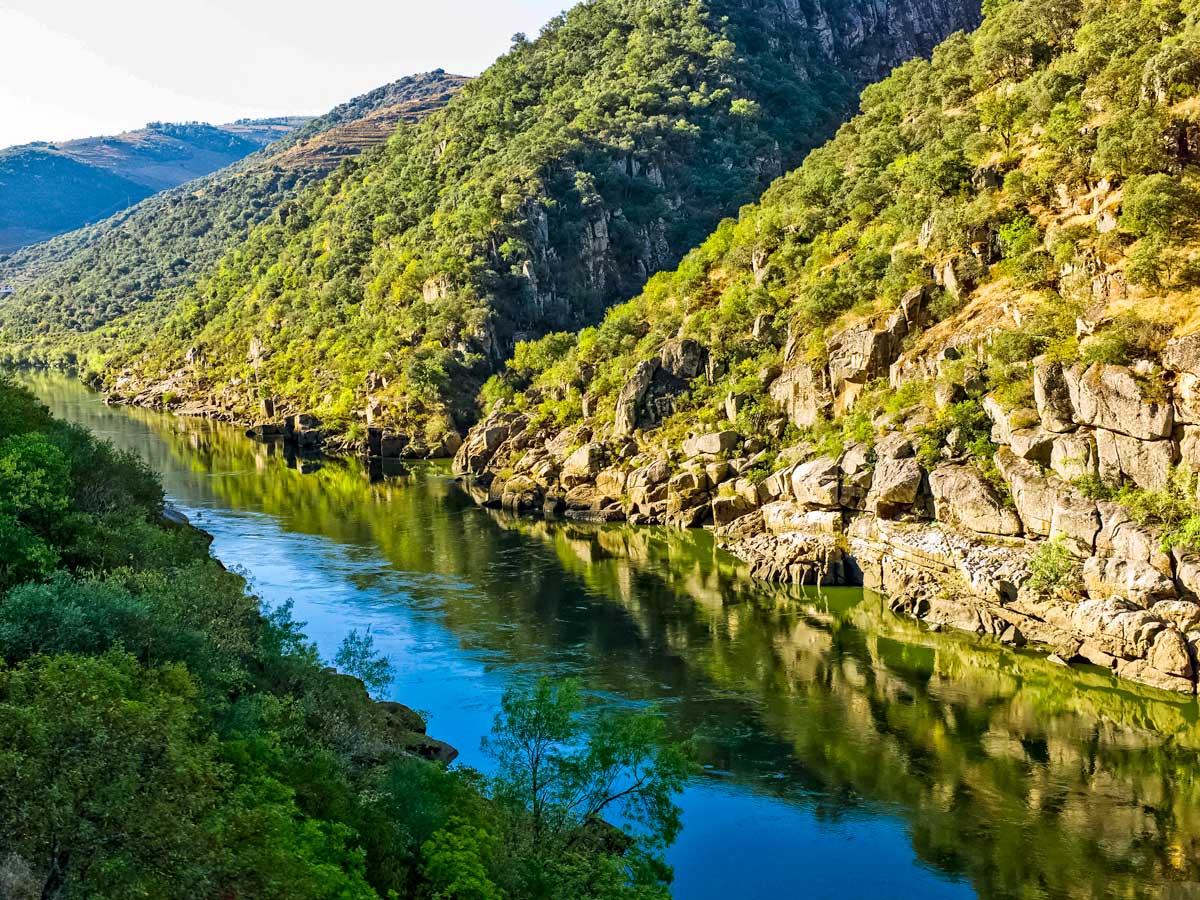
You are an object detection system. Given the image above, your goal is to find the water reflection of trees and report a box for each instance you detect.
[25,372,1200,900]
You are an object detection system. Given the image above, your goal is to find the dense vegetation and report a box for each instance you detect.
[61,0,978,446]
[0,374,689,899]
[0,72,466,347]
[487,0,1200,463]
[0,120,294,252]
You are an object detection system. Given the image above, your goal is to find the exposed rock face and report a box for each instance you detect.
[683,430,741,457]
[455,299,1200,696]
[929,464,1022,536]
[613,359,659,435]
[769,354,832,427]
[1033,358,1075,433]
[1068,363,1173,440]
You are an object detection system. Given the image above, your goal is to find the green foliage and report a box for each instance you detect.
[0,73,466,353]
[483,677,692,899]
[334,627,393,695]
[1026,537,1080,599]
[421,818,503,900]
[1121,174,1200,241]
[24,0,975,440]
[0,375,692,899]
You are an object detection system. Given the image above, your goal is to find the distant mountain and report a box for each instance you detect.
[0,71,468,343]
[0,118,308,251]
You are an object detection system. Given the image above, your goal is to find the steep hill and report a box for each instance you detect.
[0,119,305,251]
[91,0,982,447]
[0,72,467,344]
[456,0,1200,693]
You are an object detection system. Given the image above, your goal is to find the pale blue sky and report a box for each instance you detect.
[0,0,568,147]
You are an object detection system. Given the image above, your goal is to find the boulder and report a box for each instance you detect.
[769,358,832,428]
[1049,495,1102,556]
[712,493,757,526]
[867,457,923,514]
[1050,431,1098,482]
[1095,428,1176,491]
[1071,598,1163,660]
[1082,555,1176,607]
[454,419,513,475]
[595,467,628,499]
[377,701,426,735]
[996,447,1099,551]
[1033,357,1075,432]
[683,431,741,457]
[439,431,464,458]
[628,458,670,491]
[561,442,606,488]
[380,432,410,459]
[928,464,1023,536]
[1148,627,1193,680]
[613,358,659,436]
[840,443,872,477]
[762,465,795,502]
[1096,501,1173,576]
[1163,332,1200,377]
[1177,425,1200,472]
[875,432,914,460]
[761,502,842,536]
[983,395,1040,447]
[705,461,733,486]
[659,338,705,380]
[826,322,900,414]
[500,475,544,512]
[1174,374,1200,425]
[1175,552,1200,600]
[790,457,842,508]
[1152,599,1200,631]
[1067,363,1173,440]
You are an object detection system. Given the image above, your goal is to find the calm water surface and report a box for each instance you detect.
[22,371,1200,900]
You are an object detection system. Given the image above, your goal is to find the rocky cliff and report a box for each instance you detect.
[451,0,1200,693]
[454,321,1200,694]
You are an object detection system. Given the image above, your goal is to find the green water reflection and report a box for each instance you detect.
[21,371,1200,900]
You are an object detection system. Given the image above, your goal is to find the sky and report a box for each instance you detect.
[0,0,568,148]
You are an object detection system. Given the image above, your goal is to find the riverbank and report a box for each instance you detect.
[79,355,1200,696]
[450,334,1200,696]
[23,368,1200,900]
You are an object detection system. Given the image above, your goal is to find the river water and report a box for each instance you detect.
[21,371,1200,899]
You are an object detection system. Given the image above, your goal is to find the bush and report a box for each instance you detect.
[1026,537,1080,599]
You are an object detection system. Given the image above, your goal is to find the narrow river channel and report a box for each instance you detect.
[21,371,1200,900]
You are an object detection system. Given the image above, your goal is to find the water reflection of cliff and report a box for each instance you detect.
[23,372,1200,900]
[485,514,1200,899]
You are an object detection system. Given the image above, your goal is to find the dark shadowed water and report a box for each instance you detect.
[21,371,1200,900]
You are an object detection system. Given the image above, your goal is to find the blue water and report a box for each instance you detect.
[27,371,1200,900]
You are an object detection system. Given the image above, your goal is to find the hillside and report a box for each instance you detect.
[455,0,1200,693]
[0,72,467,345]
[85,0,982,448]
[0,119,306,251]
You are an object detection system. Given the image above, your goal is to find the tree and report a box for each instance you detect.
[482,678,691,899]
[334,626,393,694]
[0,653,222,900]
[1121,174,1200,241]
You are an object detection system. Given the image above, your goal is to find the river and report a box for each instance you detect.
[20,371,1200,899]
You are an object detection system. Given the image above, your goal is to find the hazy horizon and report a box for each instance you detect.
[0,0,567,148]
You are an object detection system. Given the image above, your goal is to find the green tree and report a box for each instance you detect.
[483,678,691,899]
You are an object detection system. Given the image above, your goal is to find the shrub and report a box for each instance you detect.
[1026,537,1080,599]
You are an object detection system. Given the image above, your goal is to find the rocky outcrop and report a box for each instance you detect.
[455,306,1200,696]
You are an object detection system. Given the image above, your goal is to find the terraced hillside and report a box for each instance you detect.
[0,71,467,351]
